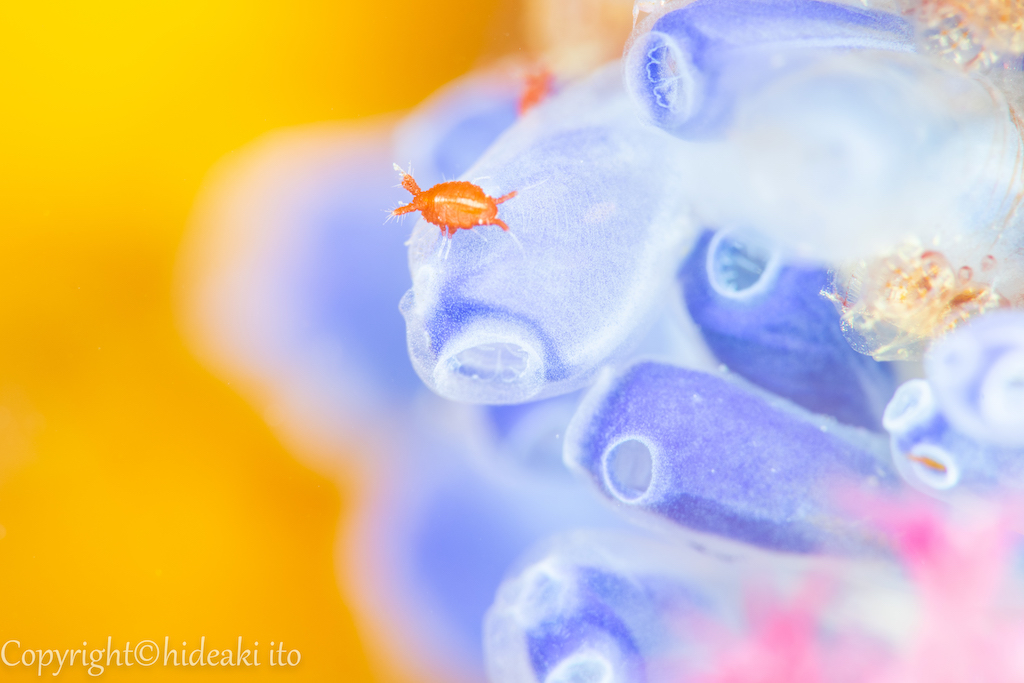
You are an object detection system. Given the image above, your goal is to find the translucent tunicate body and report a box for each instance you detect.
[178,124,422,451]
[180,66,537,451]
[669,48,1024,263]
[401,65,696,404]
[485,531,745,683]
[925,310,1024,448]
[625,0,913,139]
[485,529,916,683]
[678,228,896,429]
[881,312,1024,497]
[178,84,628,682]
[882,378,1024,496]
[345,403,626,681]
[564,361,900,553]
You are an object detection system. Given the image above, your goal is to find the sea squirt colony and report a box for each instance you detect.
[180,0,1024,681]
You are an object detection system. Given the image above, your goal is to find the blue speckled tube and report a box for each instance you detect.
[624,0,913,139]
[882,312,1024,498]
[677,228,896,430]
[523,570,648,683]
[484,531,740,683]
[564,361,899,554]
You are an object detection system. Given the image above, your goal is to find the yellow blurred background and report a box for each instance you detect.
[0,1,517,679]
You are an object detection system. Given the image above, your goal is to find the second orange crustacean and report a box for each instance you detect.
[390,165,518,238]
[519,66,554,115]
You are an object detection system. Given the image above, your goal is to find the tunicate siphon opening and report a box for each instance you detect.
[707,230,778,299]
[434,332,544,403]
[450,343,531,384]
[603,439,653,502]
[626,30,699,129]
[518,563,570,625]
[882,379,937,435]
[544,651,613,683]
[904,444,959,491]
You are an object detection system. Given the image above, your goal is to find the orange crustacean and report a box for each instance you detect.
[390,164,518,238]
[518,66,555,115]
[908,452,949,475]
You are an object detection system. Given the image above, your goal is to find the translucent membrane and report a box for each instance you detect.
[603,439,654,501]
[401,65,696,404]
[706,229,777,298]
[481,391,584,483]
[666,48,1024,262]
[625,0,914,139]
[347,418,625,680]
[485,531,743,683]
[179,125,423,450]
[449,342,536,385]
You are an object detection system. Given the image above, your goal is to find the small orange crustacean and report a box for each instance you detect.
[518,66,554,115]
[908,452,949,475]
[390,164,518,238]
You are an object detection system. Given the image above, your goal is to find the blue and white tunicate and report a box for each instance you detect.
[484,531,746,683]
[400,65,696,404]
[883,312,1024,497]
[625,0,913,139]
[926,311,1024,450]
[564,361,899,553]
[678,228,896,430]
[180,125,421,446]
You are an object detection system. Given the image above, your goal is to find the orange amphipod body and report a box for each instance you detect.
[519,67,554,115]
[908,453,949,474]
[390,165,517,238]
